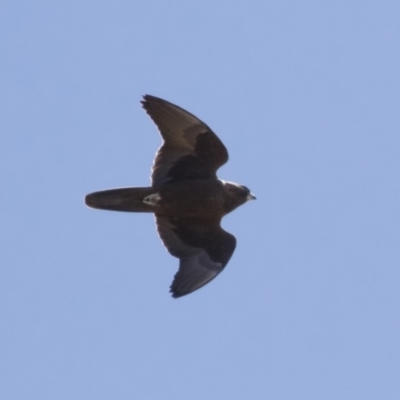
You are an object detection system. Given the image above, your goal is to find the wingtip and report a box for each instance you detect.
[169,280,207,299]
[141,94,160,104]
[140,94,148,108]
[141,94,162,111]
[169,287,185,299]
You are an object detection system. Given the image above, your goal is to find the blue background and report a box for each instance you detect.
[2,2,399,399]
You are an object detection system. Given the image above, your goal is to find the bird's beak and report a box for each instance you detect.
[247,193,256,201]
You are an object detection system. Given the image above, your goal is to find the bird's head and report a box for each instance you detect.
[220,180,256,215]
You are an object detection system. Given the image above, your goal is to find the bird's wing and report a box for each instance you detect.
[141,95,229,187]
[155,216,236,298]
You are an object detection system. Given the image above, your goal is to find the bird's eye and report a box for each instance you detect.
[241,185,250,193]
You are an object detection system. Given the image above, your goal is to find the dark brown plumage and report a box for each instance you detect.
[85,95,255,298]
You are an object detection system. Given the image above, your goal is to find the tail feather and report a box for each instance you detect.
[85,187,156,212]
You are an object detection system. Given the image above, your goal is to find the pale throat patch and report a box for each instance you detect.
[219,179,240,188]
[143,192,161,206]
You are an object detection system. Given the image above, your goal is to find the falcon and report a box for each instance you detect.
[85,95,255,298]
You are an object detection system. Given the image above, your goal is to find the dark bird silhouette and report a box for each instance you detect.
[85,95,255,298]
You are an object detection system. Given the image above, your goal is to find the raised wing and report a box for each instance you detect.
[141,95,229,187]
[155,216,236,298]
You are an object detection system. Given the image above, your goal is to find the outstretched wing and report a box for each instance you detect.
[155,216,236,298]
[141,95,229,187]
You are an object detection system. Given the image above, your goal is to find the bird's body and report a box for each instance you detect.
[85,95,255,298]
[152,179,227,218]
[86,179,247,218]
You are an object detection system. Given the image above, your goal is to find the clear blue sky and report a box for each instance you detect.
[1,2,399,399]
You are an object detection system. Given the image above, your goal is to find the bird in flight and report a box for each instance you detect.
[85,95,255,298]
